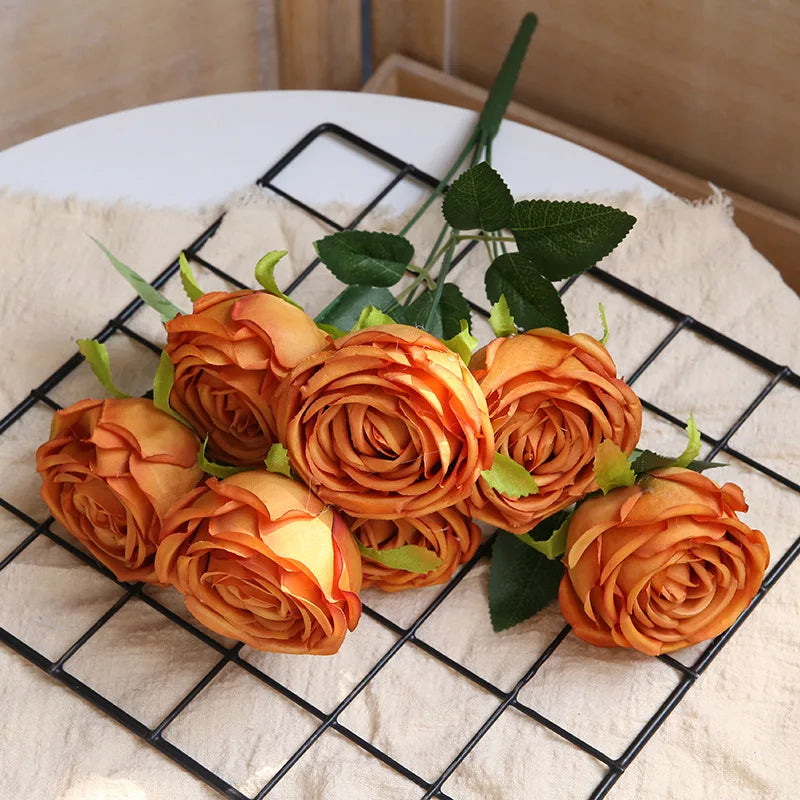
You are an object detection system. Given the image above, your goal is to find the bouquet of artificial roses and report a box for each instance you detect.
[34,13,768,659]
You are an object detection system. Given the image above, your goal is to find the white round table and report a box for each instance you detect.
[0,90,661,206]
[3,91,793,800]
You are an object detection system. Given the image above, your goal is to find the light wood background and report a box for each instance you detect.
[0,0,280,151]
[2,0,798,263]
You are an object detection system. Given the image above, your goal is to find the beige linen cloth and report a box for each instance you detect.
[0,187,798,800]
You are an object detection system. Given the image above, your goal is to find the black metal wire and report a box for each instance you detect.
[1,122,797,800]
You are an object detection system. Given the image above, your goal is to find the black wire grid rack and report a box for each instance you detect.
[1,123,798,800]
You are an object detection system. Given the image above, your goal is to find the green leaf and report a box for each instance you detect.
[356,540,443,574]
[178,253,204,303]
[254,250,301,309]
[198,438,245,479]
[352,305,397,330]
[485,252,568,333]
[685,459,727,473]
[630,449,676,474]
[314,231,414,287]
[152,350,188,424]
[593,439,636,494]
[631,417,713,476]
[478,13,538,142]
[488,529,564,632]
[437,282,471,339]
[315,285,401,331]
[516,511,571,560]
[442,162,514,231]
[90,236,182,323]
[509,200,636,280]
[598,302,610,345]
[674,415,701,468]
[317,322,346,339]
[443,320,478,365]
[406,282,471,339]
[481,452,538,499]
[265,443,292,478]
[76,339,130,398]
[488,294,517,337]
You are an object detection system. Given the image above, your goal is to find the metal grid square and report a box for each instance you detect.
[1,123,798,799]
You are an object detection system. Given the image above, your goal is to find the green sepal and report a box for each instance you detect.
[441,161,514,231]
[443,320,478,365]
[356,540,444,574]
[630,416,718,476]
[254,250,301,309]
[598,302,609,345]
[352,305,397,330]
[481,452,538,499]
[265,443,292,478]
[314,231,414,287]
[153,350,181,422]
[593,440,636,494]
[76,339,130,399]
[488,528,563,632]
[317,322,346,339]
[485,252,569,333]
[674,415,701,468]
[90,236,182,324]
[516,510,572,560]
[488,294,517,337]
[198,438,245,479]
[178,253,204,302]
[315,285,401,331]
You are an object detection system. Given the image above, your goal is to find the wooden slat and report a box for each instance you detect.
[364,55,800,295]
[277,0,362,90]
[447,0,800,218]
[0,0,277,150]
[371,0,447,70]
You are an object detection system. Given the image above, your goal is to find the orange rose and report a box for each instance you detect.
[349,507,482,592]
[274,324,495,519]
[462,329,641,533]
[558,468,770,655]
[36,398,203,582]
[155,471,362,654]
[165,290,330,466]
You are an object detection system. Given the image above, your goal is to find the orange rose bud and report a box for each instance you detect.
[36,398,203,582]
[155,471,362,654]
[165,289,331,467]
[463,328,641,533]
[274,324,495,519]
[558,467,770,655]
[349,507,481,592]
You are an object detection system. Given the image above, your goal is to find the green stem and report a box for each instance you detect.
[399,133,480,236]
[454,234,515,243]
[423,238,457,330]
[397,226,454,306]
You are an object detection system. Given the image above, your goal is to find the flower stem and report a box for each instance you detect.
[399,133,480,237]
[454,234,515,243]
[397,224,453,306]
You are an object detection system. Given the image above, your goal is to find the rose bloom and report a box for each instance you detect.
[274,324,495,520]
[165,290,330,467]
[558,467,770,655]
[155,471,362,654]
[36,398,203,582]
[349,507,481,592]
[462,329,641,534]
